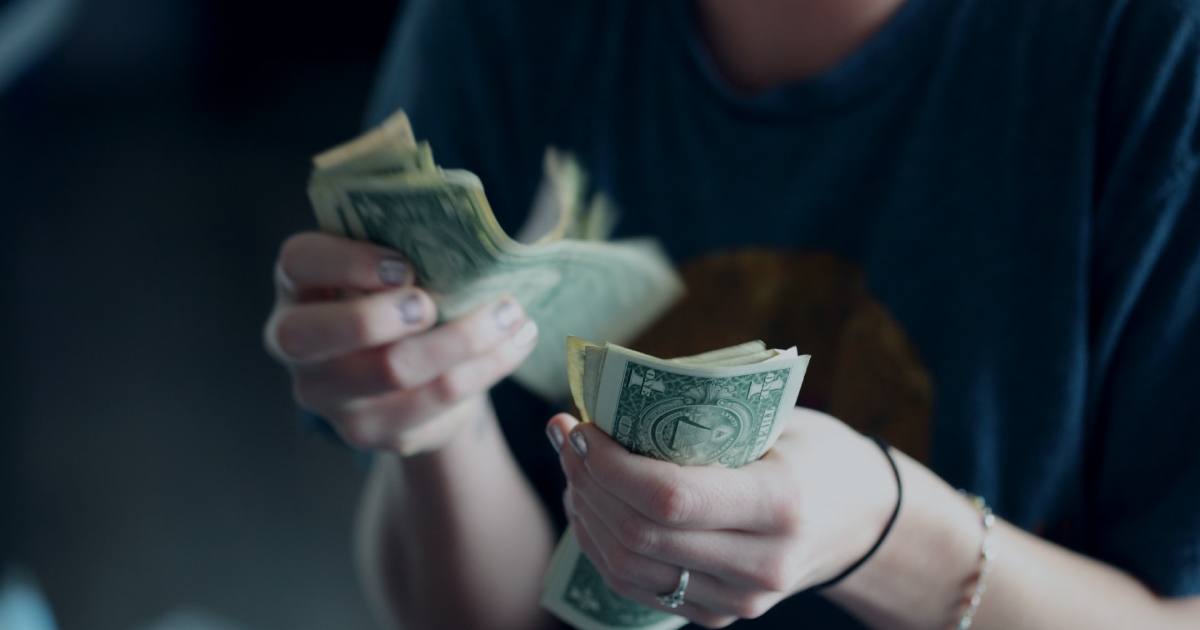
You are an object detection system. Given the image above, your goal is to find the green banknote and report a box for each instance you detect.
[307,111,684,400]
[542,339,810,630]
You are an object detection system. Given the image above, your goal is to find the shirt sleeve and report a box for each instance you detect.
[1087,0,1200,598]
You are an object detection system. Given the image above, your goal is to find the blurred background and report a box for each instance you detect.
[0,0,406,628]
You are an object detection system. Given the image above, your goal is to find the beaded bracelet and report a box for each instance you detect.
[954,493,997,630]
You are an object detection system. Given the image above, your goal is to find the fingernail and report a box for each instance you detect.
[398,293,424,324]
[569,428,588,460]
[513,320,538,346]
[547,423,564,454]
[493,300,520,329]
[378,258,410,286]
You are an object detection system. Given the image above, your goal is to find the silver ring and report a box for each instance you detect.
[655,568,690,609]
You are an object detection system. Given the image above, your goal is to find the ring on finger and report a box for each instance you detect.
[655,568,690,609]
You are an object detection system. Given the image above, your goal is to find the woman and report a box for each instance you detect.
[264,0,1200,628]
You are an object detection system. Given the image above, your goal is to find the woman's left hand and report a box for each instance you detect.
[547,407,899,628]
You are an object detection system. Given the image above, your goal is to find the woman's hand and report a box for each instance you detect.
[264,232,539,455]
[548,408,898,628]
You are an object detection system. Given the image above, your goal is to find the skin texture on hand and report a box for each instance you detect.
[263,231,539,455]
[550,408,899,628]
[550,409,1200,630]
[265,232,557,630]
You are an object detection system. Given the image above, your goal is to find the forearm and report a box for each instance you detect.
[970,521,1200,629]
[355,397,558,630]
[826,449,1200,630]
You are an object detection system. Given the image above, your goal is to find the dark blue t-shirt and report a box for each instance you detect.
[364,0,1200,625]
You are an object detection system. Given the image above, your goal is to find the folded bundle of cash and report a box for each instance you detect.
[307,111,684,400]
[542,337,810,630]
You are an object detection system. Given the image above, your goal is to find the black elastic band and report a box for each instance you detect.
[811,434,903,590]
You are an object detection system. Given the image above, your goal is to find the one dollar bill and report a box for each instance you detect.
[306,111,685,400]
[542,338,810,630]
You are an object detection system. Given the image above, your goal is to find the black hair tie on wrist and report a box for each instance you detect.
[811,434,903,591]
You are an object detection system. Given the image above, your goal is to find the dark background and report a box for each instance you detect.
[1,1,405,627]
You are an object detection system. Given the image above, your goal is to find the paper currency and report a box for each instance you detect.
[307,111,684,400]
[542,338,810,630]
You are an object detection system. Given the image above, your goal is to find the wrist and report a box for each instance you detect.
[823,452,983,629]
[811,435,903,591]
[389,395,505,502]
[800,417,906,589]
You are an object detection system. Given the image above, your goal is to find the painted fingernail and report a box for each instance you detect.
[493,300,520,329]
[547,423,564,454]
[569,428,588,460]
[513,320,539,346]
[378,258,410,286]
[398,293,424,324]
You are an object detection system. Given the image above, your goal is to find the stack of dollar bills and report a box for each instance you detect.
[541,337,810,630]
[307,110,685,400]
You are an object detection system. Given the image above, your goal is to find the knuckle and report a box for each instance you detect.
[380,345,417,391]
[605,548,640,584]
[562,457,586,487]
[616,518,658,556]
[754,555,797,593]
[649,482,696,526]
[446,314,491,357]
[694,614,736,629]
[732,595,773,620]
[605,576,639,601]
[330,409,377,450]
[342,305,376,347]
[429,371,470,405]
[770,493,803,533]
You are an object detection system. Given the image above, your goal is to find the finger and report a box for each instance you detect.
[545,412,581,455]
[268,287,436,363]
[565,494,739,628]
[565,488,763,620]
[561,444,774,590]
[568,423,777,531]
[324,321,539,448]
[278,232,414,300]
[379,298,527,388]
[293,299,530,405]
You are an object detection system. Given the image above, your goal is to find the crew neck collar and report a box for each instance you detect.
[671,0,958,121]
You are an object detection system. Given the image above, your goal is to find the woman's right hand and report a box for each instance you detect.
[263,232,539,455]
